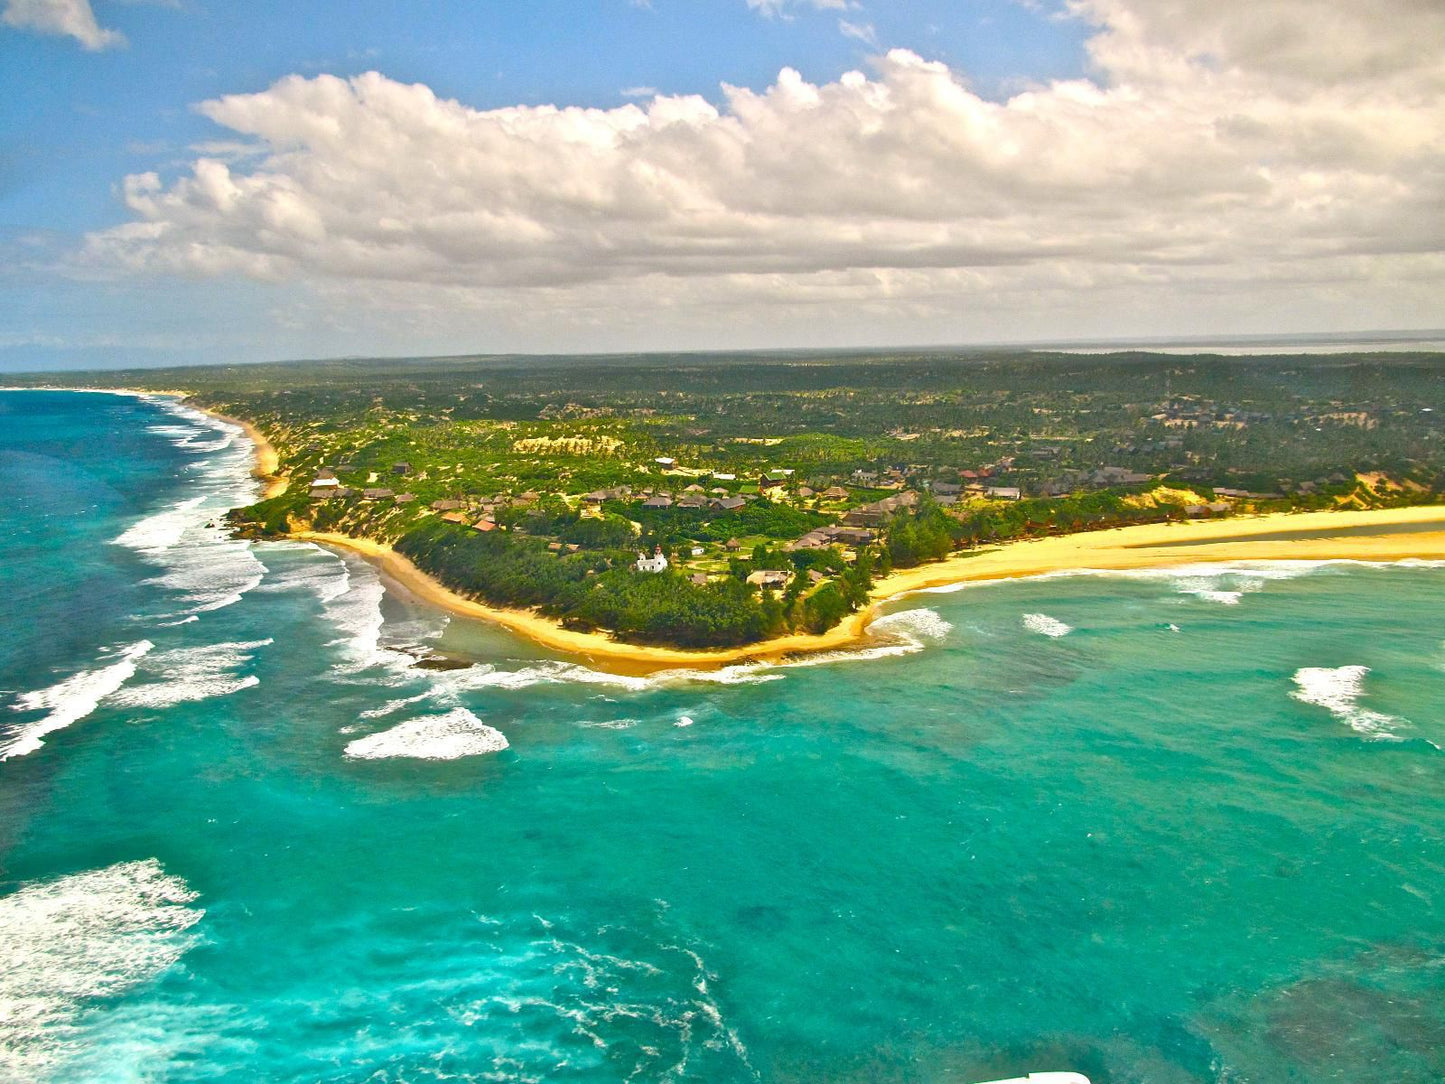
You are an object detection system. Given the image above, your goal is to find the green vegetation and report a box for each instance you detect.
[18,348,1444,648]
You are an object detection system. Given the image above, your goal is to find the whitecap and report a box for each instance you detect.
[676,716,695,728]
[1022,612,1073,638]
[111,496,207,552]
[110,401,268,620]
[0,859,203,1079]
[1291,665,1407,741]
[344,707,509,761]
[253,544,354,604]
[872,608,954,642]
[109,639,271,710]
[2,642,153,761]
[781,607,954,668]
[357,691,435,720]
[579,718,640,730]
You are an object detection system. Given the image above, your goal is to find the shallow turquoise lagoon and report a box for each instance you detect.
[2,391,1442,1082]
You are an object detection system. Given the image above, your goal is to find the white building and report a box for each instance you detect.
[635,546,669,573]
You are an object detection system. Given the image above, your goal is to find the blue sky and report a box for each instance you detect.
[1,0,1441,370]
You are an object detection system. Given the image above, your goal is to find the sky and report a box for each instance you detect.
[1,0,1442,370]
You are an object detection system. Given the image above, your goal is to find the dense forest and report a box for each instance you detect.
[16,348,1444,647]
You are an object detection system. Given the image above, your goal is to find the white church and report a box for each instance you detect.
[635,546,669,573]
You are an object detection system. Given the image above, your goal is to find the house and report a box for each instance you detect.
[441,512,470,525]
[677,495,708,509]
[843,509,886,527]
[431,498,464,511]
[725,538,742,551]
[690,572,709,586]
[393,492,416,504]
[362,488,395,500]
[807,569,825,585]
[636,546,669,573]
[822,486,850,500]
[547,542,563,551]
[392,462,412,476]
[710,496,745,511]
[654,457,677,469]
[643,495,673,509]
[309,476,342,499]
[985,486,1021,500]
[931,481,963,496]
[747,570,790,589]
[690,546,705,557]
[712,472,737,482]
[472,519,497,532]
[683,484,706,493]
[797,486,815,498]
[787,531,832,551]
[759,471,788,489]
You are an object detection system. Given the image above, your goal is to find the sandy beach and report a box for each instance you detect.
[292,506,1445,673]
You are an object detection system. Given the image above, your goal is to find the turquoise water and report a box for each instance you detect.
[2,390,1443,1083]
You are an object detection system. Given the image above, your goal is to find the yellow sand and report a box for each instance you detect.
[292,505,1445,674]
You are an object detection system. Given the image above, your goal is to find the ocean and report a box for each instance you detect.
[1,389,1442,1083]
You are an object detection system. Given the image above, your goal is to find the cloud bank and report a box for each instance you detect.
[85,0,1445,343]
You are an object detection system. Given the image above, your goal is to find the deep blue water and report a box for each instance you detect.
[1,390,1443,1083]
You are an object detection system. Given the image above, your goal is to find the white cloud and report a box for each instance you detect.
[620,85,658,99]
[746,0,851,18]
[2,0,125,50]
[84,0,1445,344]
[837,19,877,47]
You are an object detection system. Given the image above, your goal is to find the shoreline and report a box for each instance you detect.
[12,387,1444,671]
[293,506,1445,674]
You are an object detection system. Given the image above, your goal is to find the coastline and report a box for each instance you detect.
[7,386,1445,671]
[293,506,1445,674]
[202,409,287,499]
[0,384,288,500]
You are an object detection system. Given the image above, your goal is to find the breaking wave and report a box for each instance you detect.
[783,607,954,668]
[112,400,266,620]
[1,642,153,761]
[1022,613,1073,638]
[344,707,510,760]
[0,859,203,1079]
[110,640,270,710]
[1291,665,1407,741]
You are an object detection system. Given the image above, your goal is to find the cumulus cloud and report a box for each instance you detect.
[84,0,1445,341]
[2,0,125,50]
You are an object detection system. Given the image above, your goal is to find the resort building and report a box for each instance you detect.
[636,546,669,573]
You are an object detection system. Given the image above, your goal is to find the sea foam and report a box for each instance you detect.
[1291,665,1407,741]
[110,639,271,710]
[0,859,203,1078]
[1,642,153,761]
[1022,612,1073,638]
[113,401,268,620]
[344,707,510,761]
